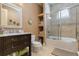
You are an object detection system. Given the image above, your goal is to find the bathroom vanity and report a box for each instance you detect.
[0,33,31,56]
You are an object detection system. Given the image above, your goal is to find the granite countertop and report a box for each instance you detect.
[0,32,31,37]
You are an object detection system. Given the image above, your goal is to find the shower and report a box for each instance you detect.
[45,3,79,53]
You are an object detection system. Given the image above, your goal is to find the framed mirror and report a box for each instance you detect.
[1,3,22,28]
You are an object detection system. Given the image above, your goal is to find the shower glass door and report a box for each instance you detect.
[46,3,78,53]
[51,12,60,40]
[60,7,76,39]
[60,6,78,52]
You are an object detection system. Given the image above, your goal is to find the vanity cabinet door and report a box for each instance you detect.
[23,35,31,46]
[3,37,13,55]
[4,37,12,44]
[0,38,4,55]
[11,35,29,52]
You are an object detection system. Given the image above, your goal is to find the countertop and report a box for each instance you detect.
[0,32,31,37]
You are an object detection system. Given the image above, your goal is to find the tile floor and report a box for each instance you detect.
[32,45,54,56]
[32,45,79,56]
[32,39,79,56]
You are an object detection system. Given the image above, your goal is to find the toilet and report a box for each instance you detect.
[31,35,42,52]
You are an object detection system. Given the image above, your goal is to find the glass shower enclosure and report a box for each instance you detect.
[45,3,79,53]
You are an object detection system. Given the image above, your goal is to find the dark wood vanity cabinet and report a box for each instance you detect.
[0,34,31,56]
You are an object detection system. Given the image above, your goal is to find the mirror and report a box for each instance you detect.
[1,4,22,28]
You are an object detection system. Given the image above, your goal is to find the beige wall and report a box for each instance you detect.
[22,4,39,38]
[0,3,40,38]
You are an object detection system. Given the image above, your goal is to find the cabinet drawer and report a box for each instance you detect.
[12,40,25,46]
[20,35,30,41]
[11,36,19,42]
[11,36,26,42]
